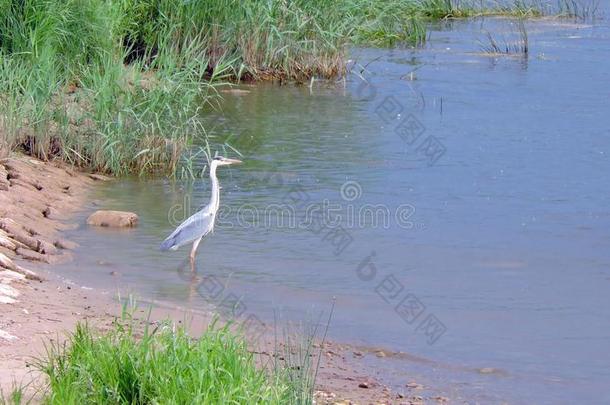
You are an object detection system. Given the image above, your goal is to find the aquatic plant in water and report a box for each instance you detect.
[480,19,529,55]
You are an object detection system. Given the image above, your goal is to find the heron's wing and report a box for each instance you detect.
[160,207,215,251]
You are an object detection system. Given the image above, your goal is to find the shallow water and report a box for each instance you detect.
[56,13,610,404]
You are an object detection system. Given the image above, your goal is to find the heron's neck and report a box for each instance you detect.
[209,162,220,212]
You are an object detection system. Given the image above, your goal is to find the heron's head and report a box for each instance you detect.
[212,155,243,167]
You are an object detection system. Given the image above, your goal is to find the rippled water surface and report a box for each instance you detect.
[55,13,610,404]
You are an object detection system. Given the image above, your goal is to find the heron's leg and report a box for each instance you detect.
[189,237,203,270]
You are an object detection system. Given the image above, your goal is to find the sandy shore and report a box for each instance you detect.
[1,272,409,404]
[0,155,436,404]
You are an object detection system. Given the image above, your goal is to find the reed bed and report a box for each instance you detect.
[0,0,595,176]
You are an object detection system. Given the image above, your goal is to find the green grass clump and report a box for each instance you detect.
[343,0,426,46]
[36,320,300,404]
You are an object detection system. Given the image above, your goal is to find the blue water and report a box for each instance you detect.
[56,14,610,404]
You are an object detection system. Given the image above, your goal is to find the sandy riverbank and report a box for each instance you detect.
[0,155,436,404]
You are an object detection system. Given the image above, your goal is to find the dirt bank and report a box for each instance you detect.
[0,155,103,268]
[0,154,112,391]
[0,154,100,306]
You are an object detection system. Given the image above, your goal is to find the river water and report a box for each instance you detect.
[53,13,609,404]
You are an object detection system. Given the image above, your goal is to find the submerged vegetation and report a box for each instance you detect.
[0,0,597,176]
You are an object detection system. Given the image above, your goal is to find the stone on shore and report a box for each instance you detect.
[0,284,19,299]
[0,252,16,270]
[0,253,42,280]
[0,329,18,341]
[0,270,25,283]
[87,210,139,228]
[0,230,17,251]
[0,218,39,251]
[0,165,8,191]
[88,173,111,182]
[54,238,79,250]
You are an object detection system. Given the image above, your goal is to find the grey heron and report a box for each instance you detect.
[160,155,242,267]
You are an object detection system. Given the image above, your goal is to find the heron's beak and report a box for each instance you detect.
[225,158,243,165]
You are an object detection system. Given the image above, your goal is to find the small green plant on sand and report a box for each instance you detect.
[35,319,300,404]
[0,383,28,405]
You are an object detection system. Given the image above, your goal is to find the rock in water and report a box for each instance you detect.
[87,210,139,228]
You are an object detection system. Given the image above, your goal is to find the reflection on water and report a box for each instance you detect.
[56,14,610,404]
